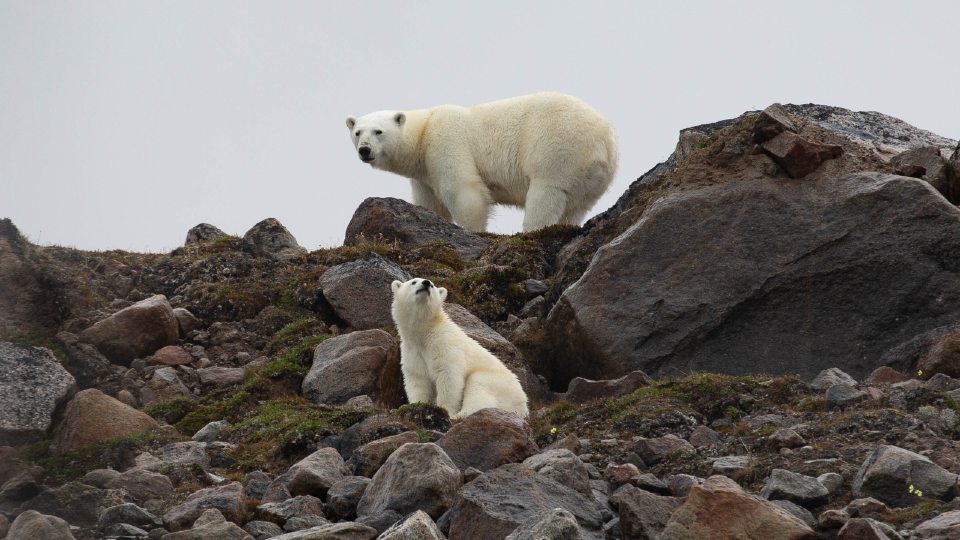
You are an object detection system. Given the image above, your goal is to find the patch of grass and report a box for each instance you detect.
[530,401,579,446]
[25,430,179,483]
[222,397,370,469]
[884,500,948,527]
[453,264,529,322]
[145,398,198,424]
[265,318,323,354]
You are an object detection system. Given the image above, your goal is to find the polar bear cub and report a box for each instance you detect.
[390,277,529,419]
[347,92,618,232]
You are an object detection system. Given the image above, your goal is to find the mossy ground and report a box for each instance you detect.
[25,430,182,483]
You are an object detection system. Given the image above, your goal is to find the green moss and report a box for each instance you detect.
[25,430,176,483]
[266,318,323,354]
[944,393,960,414]
[222,397,370,469]
[145,398,198,424]
[530,401,579,445]
[607,373,760,424]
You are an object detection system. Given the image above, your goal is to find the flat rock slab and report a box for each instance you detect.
[0,341,76,445]
[547,173,960,383]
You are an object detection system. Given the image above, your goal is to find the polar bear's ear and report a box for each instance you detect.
[437,287,447,302]
[393,112,406,128]
[346,116,357,130]
[391,280,402,293]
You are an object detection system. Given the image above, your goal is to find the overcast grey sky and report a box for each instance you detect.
[2,1,958,252]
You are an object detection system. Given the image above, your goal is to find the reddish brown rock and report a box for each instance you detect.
[150,345,194,366]
[864,366,910,385]
[438,409,538,471]
[761,131,843,178]
[80,295,179,365]
[563,370,653,403]
[892,146,957,203]
[660,475,816,540]
[52,389,158,453]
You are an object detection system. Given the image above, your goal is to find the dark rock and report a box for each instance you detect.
[443,463,602,539]
[245,520,284,540]
[826,384,868,409]
[140,367,192,406]
[838,517,902,540]
[243,471,273,501]
[348,431,418,477]
[355,510,402,534]
[107,468,175,503]
[185,223,228,245]
[438,408,538,471]
[80,294,180,365]
[914,509,960,539]
[666,474,703,497]
[810,367,857,390]
[320,253,409,330]
[345,197,490,261]
[688,425,721,448]
[818,473,844,495]
[760,469,829,508]
[924,373,960,392]
[845,497,890,518]
[711,455,751,475]
[356,443,461,520]
[562,370,653,404]
[853,445,957,506]
[338,415,409,459]
[881,323,960,377]
[769,428,806,449]
[0,471,40,506]
[661,475,815,539]
[193,420,230,443]
[172,308,202,336]
[504,507,582,540]
[81,468,121,488]
[19,481,105,528]
[610,484,682,539]
[752,103,798,142]
[302,330,401,406]
[56,331,121,393]
[761,130,843,178]
[99,503,163,530]
[256,495,326,526]
[378,510,445,540]
[547,173,960,384]
[0,342,76,445]
[105,523,150,537]
[266,521,378,539]
[521,279,549,297]
[269,448,350,501]
[162,482,245,531]
[242,218,306,261]
[283,515,328,532]
[771,499,817,529]
[633,434,695,465]
[522,449,592,497]
[325,476,369,521]
[6,510,75,540]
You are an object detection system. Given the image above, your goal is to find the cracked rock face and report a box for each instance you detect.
[546,172,960,383]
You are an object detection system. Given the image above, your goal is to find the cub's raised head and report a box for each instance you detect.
[345,110,406,169]
[391,278,447,322]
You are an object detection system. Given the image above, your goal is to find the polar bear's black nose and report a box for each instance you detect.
[422,280,433,288]
[358,146,372,158]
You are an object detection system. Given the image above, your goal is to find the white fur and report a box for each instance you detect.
[347,92,618,232]
[390,277,529,419]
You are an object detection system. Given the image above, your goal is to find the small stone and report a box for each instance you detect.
[817,472,844,495]
[605,463,640,487]
[185,223,227,245]
[771,499,817,528]
[819,508,850,529]
[826,384,868,409]
[924,373,960,392]
[810,367,857,390]
[242,218,306,261]
[711,455,750,475]
[379,510,446,540]
[150,345,194,366]
[838,517,902,540]
[846,497,890,518]
[193,420,231,443]
[633,434,695,465]
[914,509,960,539]
[244,520,284,540]
[864,366,910,385]
[761,469,829,508]
[666,474,703,497]
[325,476,370,521]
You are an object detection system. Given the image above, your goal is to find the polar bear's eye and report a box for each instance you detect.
[354,131,360,137]
[374,130,383,135]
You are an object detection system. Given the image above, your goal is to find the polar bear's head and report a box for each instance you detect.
[346,111,406,170]
[390,277,447,325]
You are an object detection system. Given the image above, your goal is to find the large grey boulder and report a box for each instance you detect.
[0,342,76,445]
[378,510,445,540]
[609,485,682,540]
[546,173,960,383]
[345,197,490,260]
[760,469,829,508]
[301,330,399,406]
[18,481,106,528]
[914,509,960,539]
[242,218,307,261]
[80,294,180,365]
[6,510,75,540]
[505,507,582,540]
[356,443,461,520]
[185,223,228,245]
[853,445,958,506]
[442,463,603,539]
[163,482,245,531]
[438,408,538,471]
[522,449,592,497]
[320,253,409,330]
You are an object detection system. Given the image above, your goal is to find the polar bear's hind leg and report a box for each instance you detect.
[522,183,568,231]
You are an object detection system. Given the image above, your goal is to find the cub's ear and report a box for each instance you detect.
[437,287,448,301]
[346,116,357,130]
[391,280,402,293]
[393,112,406,128]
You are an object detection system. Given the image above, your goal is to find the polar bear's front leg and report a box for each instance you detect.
[433,368,467,418]
[403,373,435,405]
[410,179,452,221]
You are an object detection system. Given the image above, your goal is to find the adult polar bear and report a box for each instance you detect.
[346,92,618,232]
[391,277,529,419]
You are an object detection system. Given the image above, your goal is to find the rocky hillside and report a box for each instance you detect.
[2,103,960,539]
